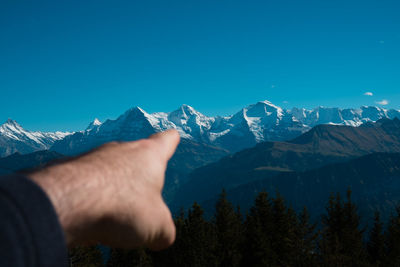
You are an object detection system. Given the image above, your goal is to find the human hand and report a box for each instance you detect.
[29,129,180,250]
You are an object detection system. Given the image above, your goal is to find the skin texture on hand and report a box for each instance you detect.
[29,129,180,250]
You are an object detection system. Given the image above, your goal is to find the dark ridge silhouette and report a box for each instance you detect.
[174,118,400,209]
[0,150,65,175]
[202,152,400,222]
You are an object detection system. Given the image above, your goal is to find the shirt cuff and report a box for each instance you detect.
[0,174,68,267]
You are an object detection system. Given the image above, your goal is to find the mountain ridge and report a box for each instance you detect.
[50,101,400,155]
[2,100,400,157]
[200,152,400,222]
[0,150,65,175]
[0,119,71,157]
[173,118,400,209]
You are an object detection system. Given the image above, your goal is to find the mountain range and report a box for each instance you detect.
[2,100,398,158]
[0,119,70,157]
[50,101,400,155]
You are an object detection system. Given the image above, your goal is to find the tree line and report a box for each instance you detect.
[70,189,400,266]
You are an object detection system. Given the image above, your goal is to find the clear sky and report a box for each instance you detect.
[1,0,399,131]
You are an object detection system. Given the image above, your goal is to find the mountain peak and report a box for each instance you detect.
[374,117,400,129]
[121,106,149,119]
[169,105,198,123]
[258,100,280,108]
[4,118,20,125]
[129,106,146,113]
[245,100,283,118]
[86,118,102,131]
[1,119,23,131]
[92,118,102,126]
[169,104,198,116]
[180,104,196,113]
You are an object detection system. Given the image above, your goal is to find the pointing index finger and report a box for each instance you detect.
[149,129,180,161]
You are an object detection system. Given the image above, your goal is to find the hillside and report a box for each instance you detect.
[174,118,400,208]
[0,150,65,175]
[204,152,400,222]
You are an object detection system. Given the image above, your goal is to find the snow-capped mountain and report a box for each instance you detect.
[50,100,400,155]
[85,118,102,132]
[0,119,71,157]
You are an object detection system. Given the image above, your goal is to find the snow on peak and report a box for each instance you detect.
[180,104,196,114]
[1,119,25,135]
[3,99,400,157]
[0,118,73,157]
[241,100,284,122]
[258,100,281,109]
[233,100,284,142]
[114,106,152,126]
[124,106,146,116]
[168,105,210,126]
[92,118,102,126]
[169,105,195,124]
[2,119,23,129]
[86,118,102,131]
[360,106,387,121]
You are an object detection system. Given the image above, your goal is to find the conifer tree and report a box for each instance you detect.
[214,189,243,267]
[385,206,400,265]
[367,211,386,266]
[107,248,152,267]
[320,193,346,266]
[269,194,294,265]
[319,190,367,266]
[151,208,187,267]
[242,191,276,266]
[69,245,104,267]
[186,202,218,267]
[342,189,366,265]
[293,207,318,266]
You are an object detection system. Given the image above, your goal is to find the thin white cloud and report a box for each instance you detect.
[283,100,289,104]
[271,84,276,89]
[376,99,389,105]
[364,92,373,96]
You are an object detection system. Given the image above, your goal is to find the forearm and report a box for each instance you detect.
[29,158,107,246]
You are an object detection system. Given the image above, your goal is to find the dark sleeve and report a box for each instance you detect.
[0,174,68,267]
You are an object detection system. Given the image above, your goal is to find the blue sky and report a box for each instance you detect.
[1,0,399,131]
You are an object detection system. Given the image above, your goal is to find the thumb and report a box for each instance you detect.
[149,129,180,161]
